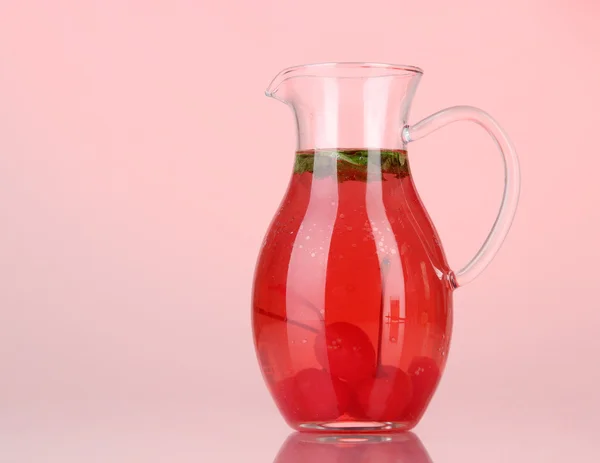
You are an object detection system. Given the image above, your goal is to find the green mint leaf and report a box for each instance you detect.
[294,149,409,182]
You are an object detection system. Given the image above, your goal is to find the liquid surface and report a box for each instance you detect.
[252,149,453,431]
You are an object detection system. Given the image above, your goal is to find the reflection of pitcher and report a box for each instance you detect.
[252,63,520,432]
[274,432,433,463]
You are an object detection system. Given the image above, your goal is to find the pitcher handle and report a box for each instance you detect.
[402,106,520,287]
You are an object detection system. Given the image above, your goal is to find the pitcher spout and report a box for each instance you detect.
[265,66,294,101]
[265,64,316,103]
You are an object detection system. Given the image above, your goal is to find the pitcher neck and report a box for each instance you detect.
[266,63,422,151]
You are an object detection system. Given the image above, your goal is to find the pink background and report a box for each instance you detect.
[0,0,599,460]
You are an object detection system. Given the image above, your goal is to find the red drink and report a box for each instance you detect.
[252,149,453,432]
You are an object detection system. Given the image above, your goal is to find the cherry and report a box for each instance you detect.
[275,368,351,423]
[314,322,377,384]
[404,356,440,419]
[354,365,413,422]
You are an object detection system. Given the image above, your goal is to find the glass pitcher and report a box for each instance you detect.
[252,62,520,432]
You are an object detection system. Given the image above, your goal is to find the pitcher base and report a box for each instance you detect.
[298,420,413,433]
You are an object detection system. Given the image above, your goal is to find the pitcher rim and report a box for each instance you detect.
[266,62,423,97]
